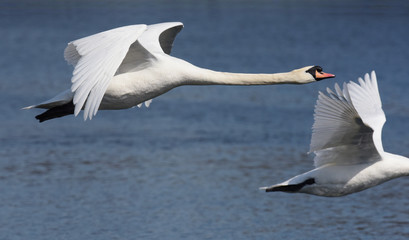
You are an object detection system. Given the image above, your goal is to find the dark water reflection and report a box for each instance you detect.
[1,0,409,239]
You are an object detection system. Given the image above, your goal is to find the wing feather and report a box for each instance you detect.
[137,99,152,108]
[310,71,385,167]
[138,22,183,54]
[347,71,385,153]
[64,24,147,120]
[63,22,184,120]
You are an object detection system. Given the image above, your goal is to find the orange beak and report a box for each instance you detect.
[315,70,335,80]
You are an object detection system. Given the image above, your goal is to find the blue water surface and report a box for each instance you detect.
[1,0,409,239]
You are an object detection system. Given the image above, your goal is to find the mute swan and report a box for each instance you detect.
[24,22,335,122]
[260,71,409,197]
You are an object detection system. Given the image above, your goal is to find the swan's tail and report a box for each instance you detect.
[34,101,75,122]
[259,178,315,193]
[259,184,301,192]
[23,89,75,122]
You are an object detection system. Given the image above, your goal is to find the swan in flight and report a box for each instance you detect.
[24,22,335,122]
[260,71,409,197]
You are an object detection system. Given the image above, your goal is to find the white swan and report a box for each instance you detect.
[24,22,335,122]
[260,71,409,197]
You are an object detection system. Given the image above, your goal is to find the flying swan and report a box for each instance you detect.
[24,22,335,122]
[260,71,409,197]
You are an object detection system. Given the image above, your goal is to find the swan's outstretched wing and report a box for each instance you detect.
[64,22,184,120]
[348,71,385,153]
[64,25,147,120]
[310,71,385,167]
[138,22,183,55]
[115,22,183,75]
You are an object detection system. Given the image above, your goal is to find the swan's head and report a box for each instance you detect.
[306,66,335,81]
[289,66,335,84]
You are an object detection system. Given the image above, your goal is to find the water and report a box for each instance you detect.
[1,0,409,239]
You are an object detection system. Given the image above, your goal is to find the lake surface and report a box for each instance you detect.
[1,0,409,239]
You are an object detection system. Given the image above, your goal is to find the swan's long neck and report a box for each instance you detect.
[182,65,313,86]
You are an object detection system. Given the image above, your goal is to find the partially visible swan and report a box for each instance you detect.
[24,22,335,122]
[260,71,409,197]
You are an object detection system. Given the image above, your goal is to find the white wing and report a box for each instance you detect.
[138,22,183,55]
[347,71,385,153]
[64,24,147,120]
[115,22,183,75]
[64,22,184,120]
[310,71,385,167]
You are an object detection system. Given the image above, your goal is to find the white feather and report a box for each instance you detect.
[22,89,73,110]
[64,22,185,120]
[138,22,183,55]
[311,71,385,167]
[66,25,147,120]
[144,99,152,107]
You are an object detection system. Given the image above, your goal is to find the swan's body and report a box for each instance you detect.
[24,22,334,122]
[261,71,409,197]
